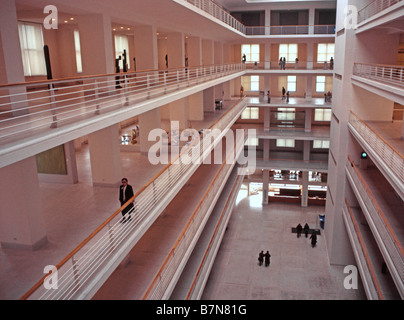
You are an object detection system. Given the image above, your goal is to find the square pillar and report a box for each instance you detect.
[167,32,184,68]
[187,36,202,67]
[139,108,162,154]
[305,108,312,132]
[301,171,309,207]
[0,157,47,250]
[88,124,122,187]
[78,14,114,76]
[133,25,158,71]
[262,169,269,204]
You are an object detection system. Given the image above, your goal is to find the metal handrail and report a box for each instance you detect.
[0,62,245,146]
[353,62,404,88]
[20,97,247,300]
[343,198,384,300]
[358,0,403,24]
[142,132,246,300]
[346,156,404,290]
[349,110,404,182]
[182,0,335,36]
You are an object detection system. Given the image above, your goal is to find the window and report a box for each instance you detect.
[287,76,296,92]
[316,76,326,92]
[74,30,83,73]
[245,137,259,146]
[114,34,130,69]
[276,139,295,147]
[279,44,297,62]
[314,108,332,121]
[317,43,335,62]
[18,22,46,76]
[241,44,260,62]
[241,107,259,119]
[241,76,259,92]
[313,140,330,149]
[250,75,259,91]
[277,108,295,120]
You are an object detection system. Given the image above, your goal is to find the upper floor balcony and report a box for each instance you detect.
[177,0,335,38]
[356,0,404,34]
[352,63,404,105]
[348,111,404,201]
[0,63,245,168]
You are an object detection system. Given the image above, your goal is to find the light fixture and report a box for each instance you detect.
[70,17,74,21]
[361,152,368,159]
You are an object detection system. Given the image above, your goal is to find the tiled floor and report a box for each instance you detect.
[202,190,367,300]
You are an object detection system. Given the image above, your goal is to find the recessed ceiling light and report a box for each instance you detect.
[64,20,68,23]
[70,17,74,20]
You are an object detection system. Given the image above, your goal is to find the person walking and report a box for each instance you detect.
[258,250,264,266]
[119,178,134,222]
[279,57,283,70]
[267,90,271,103]
[286,91,290,103]
[282,57,286,70]
[264,251,271,267]
[282,86,286,100]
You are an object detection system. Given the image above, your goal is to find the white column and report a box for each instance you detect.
[167,32,185,69]
[306,75,313,101]
[187,36,202,67]
[202,39,214,66]
[265,43,271,69]
[262,169,269,204]
[264,108,270,131]
[0,0,28,116]
[139,108,162,154]
[308,8,315,35]
[301,171,308,207]
[307,41,314,70]
[88,125,122,187]
[303,140,311,161]
[78,14,114,76]
[0,157,47,249]
[214,41,223,64]
[169,99,189,130]
[263,139,270,159]
[265,9,271,35]
[133,25,158,71]
[203,87,215,112]
[188,93,204,121]
[305,108,312,132]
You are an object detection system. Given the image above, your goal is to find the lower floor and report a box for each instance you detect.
[202,189,366,300]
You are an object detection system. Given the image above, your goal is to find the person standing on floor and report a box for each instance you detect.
[258,250,264,266]
[282,86,286,100]
[119,178,134,222]
[264,251,271,267]
[296,223,303,238]
[304,223,310,238]
[282,57,286,70]
[310,231,317,248]
[267,90,271,103]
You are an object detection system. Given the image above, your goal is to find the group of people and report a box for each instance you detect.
[258,250,271,267]
[324,91,332,102]
[281,86,290,102]
[295,223,318,248]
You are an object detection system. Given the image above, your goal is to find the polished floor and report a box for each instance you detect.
[201,190,366,300]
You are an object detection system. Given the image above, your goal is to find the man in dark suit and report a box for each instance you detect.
[119,178,134,222]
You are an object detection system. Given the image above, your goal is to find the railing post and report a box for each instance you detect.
[94,79,100,115]
[147,73,151,99]
[163,71,167,93]
[124,74,129,106]
[49,83,58,128]
[177,70,180,90]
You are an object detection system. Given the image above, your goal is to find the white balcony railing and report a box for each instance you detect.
[0,63,245,147]
[349,111,404,183]
[20,97,247,300]
[182,0,335,36]
[343,199,384,300]
[183,0,246,33]
[142,135,246,300]
[358,0,403,24]
[346,156,404,297]
[353,63,404,88]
